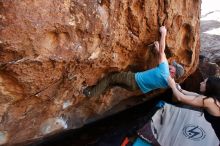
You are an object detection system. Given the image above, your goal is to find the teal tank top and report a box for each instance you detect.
[135,61,170,93]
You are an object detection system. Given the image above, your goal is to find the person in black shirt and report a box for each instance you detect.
[168,76,220,140]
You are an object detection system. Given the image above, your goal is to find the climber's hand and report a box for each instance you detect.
[159,26,167,35]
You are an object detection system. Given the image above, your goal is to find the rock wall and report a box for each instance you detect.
[0,0,200,145]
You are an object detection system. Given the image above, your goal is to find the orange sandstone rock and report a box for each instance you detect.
[0,0,201,144]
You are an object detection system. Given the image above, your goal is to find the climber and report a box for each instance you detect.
[83,26,184,97]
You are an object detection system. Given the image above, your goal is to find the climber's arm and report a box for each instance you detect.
[159,26,167,63]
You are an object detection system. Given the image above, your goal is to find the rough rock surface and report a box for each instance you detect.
[183,1,220,93]
[181,0,220,94]
[0,0,201,145]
